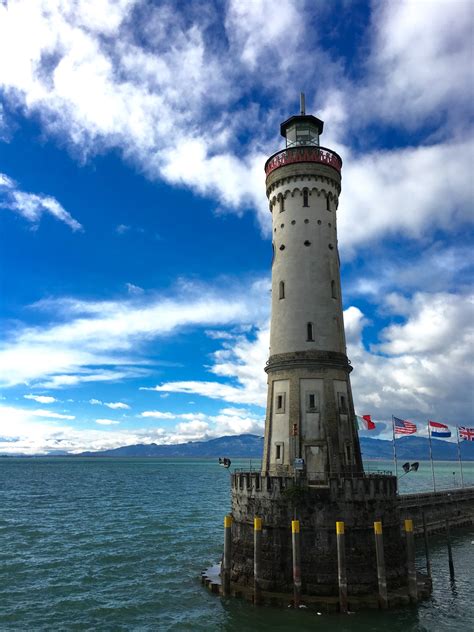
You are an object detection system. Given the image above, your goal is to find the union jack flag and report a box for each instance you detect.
[394,416,417,435]
[459,426,474,441]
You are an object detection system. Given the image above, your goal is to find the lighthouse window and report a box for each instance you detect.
[291,220,296,225]
[306,322,315,341]
[317,220,322,225]
[306,392,320,412]
[326,196,331,211]
[279,281,285,299]
[275,393,286,413]
[275,443,284,463]
[331,280,336,299]
[279,196,285,213]
[303,189,309,207]
[304,240,311,247]
[328,244,334,250]
[304,218,309,224]
[338,393,348,413]
[279,244,285,251]
[345,444,352,464]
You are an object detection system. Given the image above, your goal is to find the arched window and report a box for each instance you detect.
[279,195,285,213]
[306,322,314,341]
[279,280,285,299]
[331,280,336,299]
[303,189,309,207]
[326,195,331,211]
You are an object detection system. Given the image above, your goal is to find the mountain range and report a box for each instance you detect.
[76,434,474,461]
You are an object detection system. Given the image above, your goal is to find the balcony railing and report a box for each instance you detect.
[265,145,342,177]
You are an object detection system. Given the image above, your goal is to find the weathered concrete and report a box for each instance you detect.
[399,487,474,535]
[230,472,407,598]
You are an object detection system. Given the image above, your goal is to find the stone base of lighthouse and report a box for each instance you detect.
[219,471,431,609]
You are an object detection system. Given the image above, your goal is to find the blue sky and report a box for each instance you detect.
[0,0,473,454]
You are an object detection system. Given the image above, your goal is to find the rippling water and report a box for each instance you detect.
[0,458,472,631]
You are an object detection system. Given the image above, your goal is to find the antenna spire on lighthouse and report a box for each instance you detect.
[300,92,306,115]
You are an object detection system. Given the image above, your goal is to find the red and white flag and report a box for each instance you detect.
[356,414,375,430]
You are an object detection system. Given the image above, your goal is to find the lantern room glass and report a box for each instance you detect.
[285,123,320,148]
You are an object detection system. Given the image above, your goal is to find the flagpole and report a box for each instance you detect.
[427,421,436,492]
[456,426,465,488]
[391,415,398,481]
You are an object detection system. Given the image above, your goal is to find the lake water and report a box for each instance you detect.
[0,457,473,631]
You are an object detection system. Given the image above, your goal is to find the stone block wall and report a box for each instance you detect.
[230,472,406,596]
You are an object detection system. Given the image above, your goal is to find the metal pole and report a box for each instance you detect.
[456,427,465,488]
[374,521,388,609]
[336,521,348,613]
[422,511,431,578]
[222,514,232,596]
[391,416,398,481]
[445,514,455,579]
[291,519,301,607]
[404,519,418,602]
[427,423,436,492]
[254,517,262,605]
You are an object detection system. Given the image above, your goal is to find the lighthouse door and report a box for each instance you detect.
[305,445,327,483]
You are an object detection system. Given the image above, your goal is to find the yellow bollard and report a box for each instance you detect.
[336,521,348,613]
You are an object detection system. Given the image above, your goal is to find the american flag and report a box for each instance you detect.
[459,426,474,441]
[394,416,417,435]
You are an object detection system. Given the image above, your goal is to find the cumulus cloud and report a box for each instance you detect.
[0,403,262,454]
[364,0,474,129]
[24,394,57,404]
[147,292,474,428]
[338,139,474,251]
[104,402,130,410]
[0,171,83,231]
[0,1,471,245]
[0,277,269,388]
[146,324,269,406]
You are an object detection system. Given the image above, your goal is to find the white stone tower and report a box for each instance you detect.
[262,95,363,480]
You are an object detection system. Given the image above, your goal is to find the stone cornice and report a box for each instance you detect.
[265,350,352,374]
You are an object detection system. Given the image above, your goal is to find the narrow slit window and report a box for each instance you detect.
[275,393,285,412]
[279,196,285,212]
[331,280,336,299]
[339,394,348,413]
[303,189,309,207]
[279,280,285,299]
[307,392,319,412]
[326,195,331,211]
[306,322,314,341]
[276,444,281,460]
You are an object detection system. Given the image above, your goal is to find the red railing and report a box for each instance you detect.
[265,145,342,177]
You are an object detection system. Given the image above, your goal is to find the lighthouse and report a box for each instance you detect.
[262,94,362,480]
[204,98,430,609]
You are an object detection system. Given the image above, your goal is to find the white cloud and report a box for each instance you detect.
[145,290,474,427]
[89,398,102,405]
[338,138,474,251]
[364,0,474,129]
[0,1,471,246]
[24,394,57,404]
[0,403,261,454]
[95,419,120,426]
[0,171,83,231]
[147,323,269,406]
[0,277,268,388]
[104,402,130,410]
[140,411,175,419]
[347,292,474,424]
[31,409,75,420]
